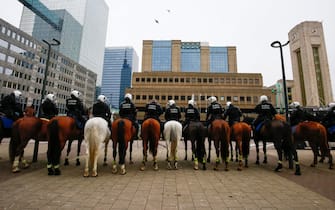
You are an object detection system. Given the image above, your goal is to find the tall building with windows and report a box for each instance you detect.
[289,21,333,106]
[18,0,108,84]
[127,40,273,120]
[101,47,139,109]
[142,40,237,73]
[0,18,96,113]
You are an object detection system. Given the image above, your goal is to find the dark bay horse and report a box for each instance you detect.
[47,116,83,175]
[294,121,333,169]
[230,122,252,170]
[10,116,48,172]
[255,115,301,175]
[140,118,160,171]
[184,121,207,170]
[111,118,135,175]
[208,119,230,171]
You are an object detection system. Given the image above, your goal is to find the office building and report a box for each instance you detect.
[0,18,96,113]
[101,47,139,109]
[127,40,273,120]
[289,21,333,106]
[19,0,108,84]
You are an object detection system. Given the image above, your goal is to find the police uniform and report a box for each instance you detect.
[41,98,58,119]
[93,100,111,126]
[144,102,163,121]
[0,93,23,121]
[324,106,335,134]
[290,107,306,126]
[223,104,242,126]
[165,104,181,121]
[66,96,86,128]
[206,102,223,125]
[253,101,277,128]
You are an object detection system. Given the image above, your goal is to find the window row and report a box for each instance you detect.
[1,25,37,49]
[135,77,260,85]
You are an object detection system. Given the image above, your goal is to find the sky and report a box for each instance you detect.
[1,0,335,98]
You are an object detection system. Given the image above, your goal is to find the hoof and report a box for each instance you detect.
[112,165,118,174]
[120,169,126,175]
[54,168,61,176]
[174,162,178,170]
[103,162,108,166]
[64,159,69,166]
[224,168,229,171]
[83,170,89,177]
[22,162,30,169]
[310,164,316,167]
[48,168,54,176]
[140,165,145,171]
[295,171,302,176]
[184,156,187,161]
[202,164,206,170]
[129,160,134,165]
[91,171,98,177]
[167,162,172,170]
[194,165,199,170]
[207,158,211,163]
[213,167,218,171]
[263,159,268,164]
[255,160,260,165]
[76,159,80,166]
[237,167,242,171]
[12,167,21,173]
[275,164,283,172]
[153,162,159,171]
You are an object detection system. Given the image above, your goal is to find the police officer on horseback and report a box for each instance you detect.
[41,93,58,119]
[253,95,277,132]
[223,101,242,127]
[0,90,23,121]
[165,100,181,122]
[324,102,335,137]
[66,90,86,129]
[144,99,163,122]
[205,96,224,126]
[289,102,306,127]
[183,99,200,136]
[119,93,139,139]
[93,94,112,130]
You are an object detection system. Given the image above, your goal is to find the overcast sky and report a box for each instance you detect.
[1,0,334,98]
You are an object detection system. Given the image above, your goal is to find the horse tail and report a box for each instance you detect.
[148,121,156,154]
[9,122,20,162]
[85,122,98,168]
[117,120,125,157]
[242,124,251,157]
[48,120,61,164]
[318,124,329,156]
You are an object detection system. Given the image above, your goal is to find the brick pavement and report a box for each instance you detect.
[0,139,335,210]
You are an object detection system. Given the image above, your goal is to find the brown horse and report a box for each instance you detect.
[9,116,48,172]
[47,116,83,175]
[111,118,135,175]
[140,118,160,171]
[184,121,207,170]
[208,119,230,171]
[294,121,333,169]
[254,115,301,175]
[230,122,252,170]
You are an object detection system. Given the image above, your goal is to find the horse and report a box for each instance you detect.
[46,116,83,175]
[111,118,135,175]
[230,122,252,170]
[83,117,111,177]
[140,118,160,171]
[9,116,49,173]
[254,115,301,175]
[294,121,333,169]
[183,121,206,170]
[164,120,182,169]
[208,119,230,171]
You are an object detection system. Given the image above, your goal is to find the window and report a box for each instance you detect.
[240,96,245,102]
[0,38,8,48]
[233,96,238,102]
[220,96,225,101]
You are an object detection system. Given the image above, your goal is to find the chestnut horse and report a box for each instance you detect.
[9,116,48,172]
[47,116,83,175]
[208,119,230,171]
[184,121,207,170]
[140,118,160,171]
[294,121,333,169]
[230,122,252,170]
[111,118,135,175]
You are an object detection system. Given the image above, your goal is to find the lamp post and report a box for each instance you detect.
[33,38,60,162]
[271,40,290,124]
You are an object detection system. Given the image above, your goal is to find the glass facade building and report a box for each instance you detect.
[210,47,228,73]
[152,41,172,71]
[101,47,139,109]
[19,0,108,84]
[181,42,201,72]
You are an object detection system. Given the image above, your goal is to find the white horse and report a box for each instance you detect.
[83,117,111,177]
[164,120,182,169]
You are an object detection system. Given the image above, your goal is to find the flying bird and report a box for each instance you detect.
[167,9,171,13]
[155,19,159,24]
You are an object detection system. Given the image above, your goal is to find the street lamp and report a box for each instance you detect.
[271,40,290,124]
[33,38,60,162]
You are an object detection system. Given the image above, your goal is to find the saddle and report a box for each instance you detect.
[68,114,85,129]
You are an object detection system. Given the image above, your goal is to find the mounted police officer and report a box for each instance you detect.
[324,102,335,137]
[165,100,181,122]
[119,93,139,139]
[0,90,23,121]
[144,99,163,122]
[66,90,86,129]
[183,99,200,136]
[40,93,58,119]
[93,94,112,130]
[289,102,306,127]
[223,101,242,127]
[205,96,224,127]
[253,95,277,133]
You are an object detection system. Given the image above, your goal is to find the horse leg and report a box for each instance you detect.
[12,140,30,173]
[230,141,234,161]
[262,140,267,164]
[103,140,108,166]
[221,139,229,171]
[192,140,198,170]
[64,140,72,166]
[153,141,159,171]
[292,146,301,175]
[91,148,99,177]
[118,139,126,175]
[112,141,118,174]
[53,141,66,176]
[172,139,179,169]
[84,144,90,177]
[184,137,188,161]
[140,140,148,171]
[75,139,82,166]
[274,142,283,172]
[237,140,243,171]
[207,138,212,163]
[166,138,172,170]
[129,139,134,164]
[213,139,220,170]
[310,142,318,167]
[254,137,260,165]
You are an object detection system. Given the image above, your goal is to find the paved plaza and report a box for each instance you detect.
[0,138,335,210]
